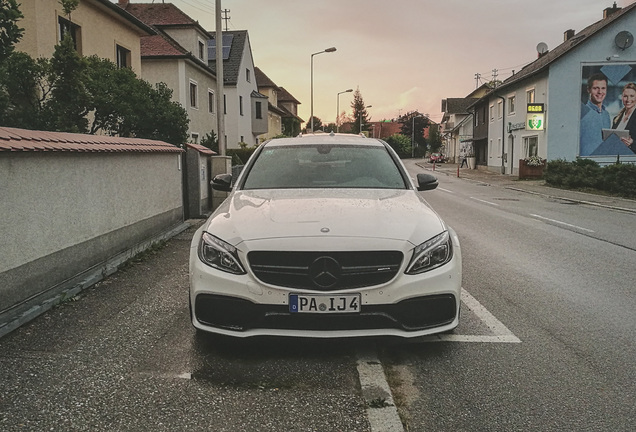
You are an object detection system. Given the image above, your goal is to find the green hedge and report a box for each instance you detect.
[544,159,636,198]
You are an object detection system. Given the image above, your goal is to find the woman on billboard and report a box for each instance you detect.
[611,82,636,154]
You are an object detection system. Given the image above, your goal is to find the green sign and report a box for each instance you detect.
[526,113,544,131]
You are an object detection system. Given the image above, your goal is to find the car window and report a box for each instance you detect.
[242,144,408,190]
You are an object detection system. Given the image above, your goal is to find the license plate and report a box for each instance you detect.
[289,294,361,314]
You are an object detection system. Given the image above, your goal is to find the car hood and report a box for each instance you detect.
[205,189,446,247]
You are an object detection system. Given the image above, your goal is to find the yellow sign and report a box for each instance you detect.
[527,103,544,113]
[526,113,544,130]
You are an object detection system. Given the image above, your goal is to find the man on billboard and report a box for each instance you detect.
[580,73,611,156]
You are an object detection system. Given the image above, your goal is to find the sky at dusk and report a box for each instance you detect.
[129,0,635,125]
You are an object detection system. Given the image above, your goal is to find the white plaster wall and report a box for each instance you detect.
[0,152,182,273]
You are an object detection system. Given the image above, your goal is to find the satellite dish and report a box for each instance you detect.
[536,42,548,54]
[615,31,634,50]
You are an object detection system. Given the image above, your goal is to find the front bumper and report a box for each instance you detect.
[189,228,462,338]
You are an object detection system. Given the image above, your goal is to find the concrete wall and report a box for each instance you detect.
[0,151,185,335]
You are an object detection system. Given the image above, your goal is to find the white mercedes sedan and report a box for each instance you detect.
[189,133,461,338]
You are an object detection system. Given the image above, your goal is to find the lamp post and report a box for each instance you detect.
[310,47,336,133]
[336,88,353,133]
[360,105,372,135]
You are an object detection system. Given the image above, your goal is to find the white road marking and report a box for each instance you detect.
[357,288,519,430]
[530,213,595,233]
[438,187,454,193]
[470,197,500,206]
[419,289,521,343]
[357,351,405,432]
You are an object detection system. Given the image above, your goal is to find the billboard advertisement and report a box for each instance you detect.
[580,64,636,157]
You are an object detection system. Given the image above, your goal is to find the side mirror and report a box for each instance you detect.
[211,173,232,192]
[416,173,439,191]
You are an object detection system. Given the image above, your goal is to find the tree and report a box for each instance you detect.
[399,110,430,157]
[306,116,322,132]
[282,117,301,137]
[0,52,50,129]
[0,0,24,62]
[384,133,412,158]
[200,130,218,152]
[427,124,443,153]
[351,88,370,134]
[42,34,90,132]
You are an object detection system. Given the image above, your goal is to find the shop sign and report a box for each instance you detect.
[508,122,525,132]
[526,113,544,130]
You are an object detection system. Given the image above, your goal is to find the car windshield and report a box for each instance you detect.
[242,144,408,190]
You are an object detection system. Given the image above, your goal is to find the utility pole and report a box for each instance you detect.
[221,9,230,31]
[475,73,481,88]
[215,0,225,155]
[492,69,498,87]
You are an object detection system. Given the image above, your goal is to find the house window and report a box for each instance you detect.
[524,136,538,157]
[239,95,244,116]
[223,94,227,114]
[527,88,535,104]
[198,40,205,60]
[474,112,478,127]
[246,68,251,82]
[497,100,503,119]
[508,95,515,114]
[256,101,262,119]
[489,105,494,122]
[116,45,131,69]
[190,81,198,108]
[58,16,81,52]
[208,90,215,113]
[240,136,244,143]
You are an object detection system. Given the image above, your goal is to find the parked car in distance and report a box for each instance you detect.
[190,133,462,339]
[429,152,445,163]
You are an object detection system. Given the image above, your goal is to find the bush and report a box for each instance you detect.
[544,159,636,198]
[384,133,412,158]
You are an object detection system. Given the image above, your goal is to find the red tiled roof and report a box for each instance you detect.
[186,143,216,155]
[0,127,183,153]
[141,34,187,57]
[122,3,197,26]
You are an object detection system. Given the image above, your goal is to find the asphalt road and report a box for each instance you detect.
[1,160,635,431]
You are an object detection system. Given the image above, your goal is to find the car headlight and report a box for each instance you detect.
[198,232,246,274]
[405,231,453,274]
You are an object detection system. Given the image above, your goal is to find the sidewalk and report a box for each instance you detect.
[417,161,636,214]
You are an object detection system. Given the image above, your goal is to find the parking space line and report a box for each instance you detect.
[420,289,521,343]
[357,351,405,432]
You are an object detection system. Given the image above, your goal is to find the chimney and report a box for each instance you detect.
[564,29,575,41]
[118,0,129,7]
[603,2,621,19]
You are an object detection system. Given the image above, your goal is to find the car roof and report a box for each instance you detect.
[264,133,385,148]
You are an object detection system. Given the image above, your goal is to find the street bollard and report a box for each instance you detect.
[457,164,460,177]
[433,161,436,171]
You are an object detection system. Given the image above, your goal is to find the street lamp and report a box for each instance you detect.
[336,88,353,133]
[360,105,372,134]
[310,47,336,133]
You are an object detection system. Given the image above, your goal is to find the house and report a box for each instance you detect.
[208,30,265,148]
[15,0,154,75]
[476,2,636,175]
[117,0,218,145]
[277,87,304,137]
[440,97,478,163]
[254,67,304,140]
[253,67,286,140]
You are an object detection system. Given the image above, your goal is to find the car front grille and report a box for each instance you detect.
[247,251,404,291]
[194,294,457,333]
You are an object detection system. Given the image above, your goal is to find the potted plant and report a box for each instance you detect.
[519,155,546,178]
